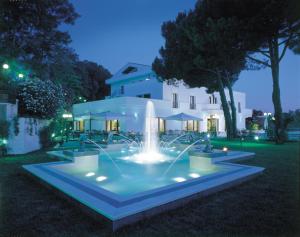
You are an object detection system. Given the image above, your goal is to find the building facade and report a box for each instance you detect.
[73,63,252,135]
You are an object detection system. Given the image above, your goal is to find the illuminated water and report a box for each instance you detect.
[53,149,232,196]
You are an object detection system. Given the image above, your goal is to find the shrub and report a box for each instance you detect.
[17,79,65,119]
[39,123,56,148]
[0,120,10,140]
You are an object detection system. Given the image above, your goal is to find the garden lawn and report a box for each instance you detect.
[0,140,299,237]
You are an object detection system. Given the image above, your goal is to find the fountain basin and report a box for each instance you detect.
[24,149,263,231]
[188,149,227,158]
[63,150,99,157]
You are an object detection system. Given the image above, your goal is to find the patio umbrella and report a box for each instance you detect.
[164,113,203,121]
[164,113,202,132]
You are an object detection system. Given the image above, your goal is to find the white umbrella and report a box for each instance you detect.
[164,113,203,132]
[164,113,203,121]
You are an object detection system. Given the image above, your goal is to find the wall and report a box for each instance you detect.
[162,81,252,131]
[8,117,48,154]
[110,75,163,99]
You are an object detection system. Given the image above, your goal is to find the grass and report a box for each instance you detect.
[0,140,299,237]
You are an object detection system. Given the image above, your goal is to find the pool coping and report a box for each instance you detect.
[23,151,263,230]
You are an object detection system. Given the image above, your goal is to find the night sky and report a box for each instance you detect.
[65,0,300,112]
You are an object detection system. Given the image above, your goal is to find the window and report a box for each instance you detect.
[106,120,119,131]
[122,66,137,74]
[207,118,219,133]
[184,120,199,131]
[209,94,217,104]
[120,85,124,94]
[158,118,166,133]
[190,96,196,109]
[74,120,84,132]
[136,94,151,98]
[172,93,178,108]
[238,102,241,113]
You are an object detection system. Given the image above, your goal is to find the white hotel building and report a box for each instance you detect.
[73,63,252,135]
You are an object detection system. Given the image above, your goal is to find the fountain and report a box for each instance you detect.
[129,101,166,164]
[24,99,263,231]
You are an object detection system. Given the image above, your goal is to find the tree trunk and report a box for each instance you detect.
[269,37,285,144]
[224,77,237,137]
[217,73,233,139]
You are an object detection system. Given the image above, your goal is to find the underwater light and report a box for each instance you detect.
[96,176,107,182]
[85,172,95,177]
[189,173,200,178]
[254,136,259,140]
[173,177,186,182]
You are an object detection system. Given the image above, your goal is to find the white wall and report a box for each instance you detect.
[162,80,251,131]
[8,117,49,154]
[74,75,252,134]
[110,76,163,99]
[74,96,249,133]
[2,101,49,154]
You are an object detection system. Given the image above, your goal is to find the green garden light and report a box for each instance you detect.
[18,73,24,78]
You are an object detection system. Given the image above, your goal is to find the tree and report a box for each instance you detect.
[153,5,247,139]
[75,61,112,101]
[0,0,79,75]
[17,79,65,119]
[0,0,82,105]
[245,0,300,143]
[200,0,300,143]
